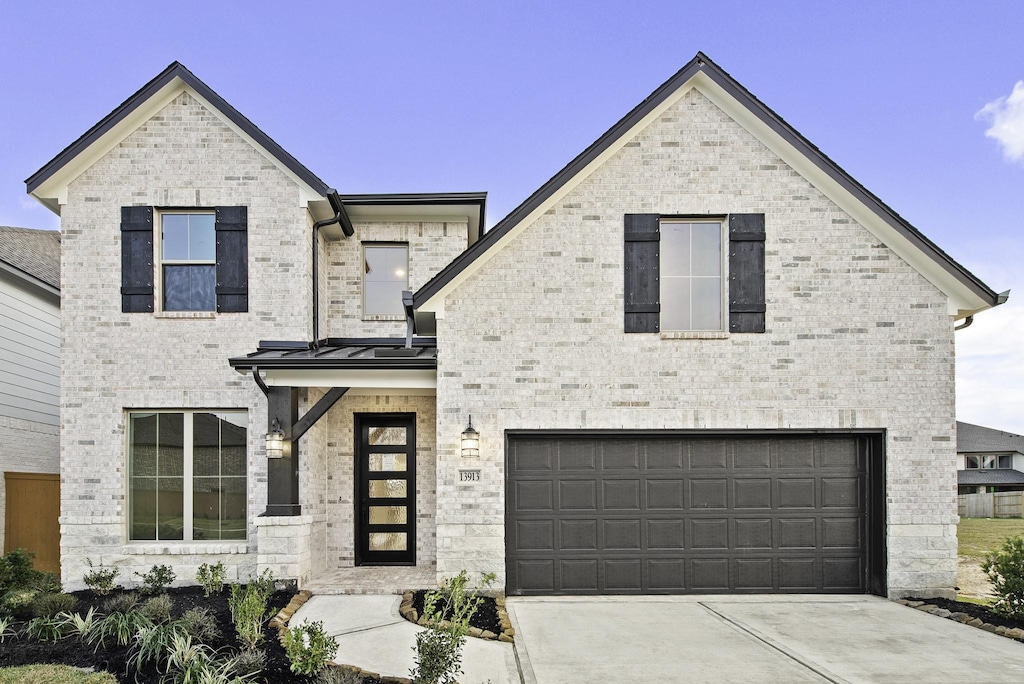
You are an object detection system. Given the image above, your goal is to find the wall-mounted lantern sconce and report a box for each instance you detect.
[461,416,480,458]
[266,418,285,459]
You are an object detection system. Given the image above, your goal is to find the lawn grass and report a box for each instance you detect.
[957,517,1024,559]
[0,665,116,684]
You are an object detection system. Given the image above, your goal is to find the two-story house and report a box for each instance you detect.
[27,54,1003,599]
[0,226,61,573]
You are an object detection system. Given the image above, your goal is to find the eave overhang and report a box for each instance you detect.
[340,192,487,246]
[413,52,1003,321]
[26,61,332,215]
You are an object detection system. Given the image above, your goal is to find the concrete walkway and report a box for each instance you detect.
[507,595,1024,683]
[291,595,518,684]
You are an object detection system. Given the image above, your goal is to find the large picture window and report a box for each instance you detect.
[128,411,247,541]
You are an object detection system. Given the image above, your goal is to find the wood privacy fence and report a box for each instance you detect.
[958,492,1024,518]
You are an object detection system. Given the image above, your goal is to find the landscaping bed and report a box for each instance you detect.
[902,596,1024,639]
[0,586,382,683]
[407,590,505,638]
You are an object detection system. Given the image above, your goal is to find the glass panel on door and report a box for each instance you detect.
[356,414,416,565]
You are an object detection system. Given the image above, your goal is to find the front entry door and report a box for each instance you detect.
[355,414,416,565]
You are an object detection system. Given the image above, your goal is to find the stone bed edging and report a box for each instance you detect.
[398,590,516,643]
[895,599,1024,642]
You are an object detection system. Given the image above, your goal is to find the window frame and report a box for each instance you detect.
[361,242,410,318]
[156,209,217,313]
[658,218,727,332]
[965,453,1014,470]
[126,409,248,543]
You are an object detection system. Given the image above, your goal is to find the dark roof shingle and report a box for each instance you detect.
[957,469,1024,486]
[0,226,60,289]
[957,421,1024,454]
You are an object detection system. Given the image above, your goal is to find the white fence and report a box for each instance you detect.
[958,492,1024,518]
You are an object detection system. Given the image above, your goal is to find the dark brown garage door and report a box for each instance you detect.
[506,433,882,595]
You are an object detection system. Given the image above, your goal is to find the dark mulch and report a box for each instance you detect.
[0,586,381,684]
[410,590,502,635]
[907,596,1024,632]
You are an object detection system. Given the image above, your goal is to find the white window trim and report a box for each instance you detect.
[659,219,727,333]
[126,408,248,543]
[156,209,217,313]
[362,242,410,318]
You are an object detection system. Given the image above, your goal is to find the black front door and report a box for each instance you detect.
[355,413,416,565]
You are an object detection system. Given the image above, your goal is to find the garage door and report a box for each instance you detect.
[506,433,876,595]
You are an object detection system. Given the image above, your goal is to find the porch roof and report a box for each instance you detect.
[228,338,438,371]
[958,469,1024,486]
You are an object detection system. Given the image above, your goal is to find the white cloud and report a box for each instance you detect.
[976,81,1024,163]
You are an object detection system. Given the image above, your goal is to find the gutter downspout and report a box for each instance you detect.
[954,315,973,331]
[311,191,354,349]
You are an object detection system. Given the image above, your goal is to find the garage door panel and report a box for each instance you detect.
[559,480,597,510]
[648,559,686,590]
[692,558,730,589]
[560,560,598,592]
[645,441,685,470]
[507,434,870,595]
[516,480,554,511]
[602,480,641,510]
[560,519,597,550]
[647,479,685,509]
[734,478,772,508]
[691,479,728,508]
[604,559,643,591]
[732,439,771,469]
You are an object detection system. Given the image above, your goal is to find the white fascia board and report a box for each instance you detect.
[693,72,987,319]
[29,78,324,213]
[263,368,437,389]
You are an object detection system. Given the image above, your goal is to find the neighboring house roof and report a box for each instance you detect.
[957,469,1024,486]
[0,225,61,292]
[413,51,1003,320]
[26,62,332,214]
[957,421,1024,454]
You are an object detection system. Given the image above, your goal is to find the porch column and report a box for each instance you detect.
[265,386,300,516]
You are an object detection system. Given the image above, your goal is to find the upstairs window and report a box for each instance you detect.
[161,212,216,311]
[660,221,723,331]
[965,454,1013,469]
[363,243,408,316]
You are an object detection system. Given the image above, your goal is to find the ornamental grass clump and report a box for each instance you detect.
[982,534,1024,619]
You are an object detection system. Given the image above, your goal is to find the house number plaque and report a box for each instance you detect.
[459,469,481,483]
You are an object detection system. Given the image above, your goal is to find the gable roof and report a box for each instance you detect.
[958,421,1024,454]
[0,226,61,292]
[26,62,331,213]
[413,52,1002,320]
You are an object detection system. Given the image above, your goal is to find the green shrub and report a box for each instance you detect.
[178,606,221,644]
[196,561,227,597]
[88,610,153,649]
[982,534,1024,619]
[315,667,364,684]
[31,592,78,618]
[101,591,138,614]
[134,564,175,594]
[410,570,493,684]
[283,620,339,676]
[82,558,119,596]
[0,549,60,617]
[139,593,174,623]
[1,588,40,618]
[228,571,275,651]
[25,615,68,642]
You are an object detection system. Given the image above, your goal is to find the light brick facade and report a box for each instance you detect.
[45,60,984,598]
[433,88,958,597]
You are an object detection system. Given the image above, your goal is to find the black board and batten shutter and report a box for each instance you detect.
[728,213,766,333]
[623,214,661,332]
[215,206,248,313]
[120,206,154,313]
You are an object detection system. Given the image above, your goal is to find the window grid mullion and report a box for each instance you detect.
[183,413,194,542]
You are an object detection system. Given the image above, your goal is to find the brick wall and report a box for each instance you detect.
[433,88,957,597]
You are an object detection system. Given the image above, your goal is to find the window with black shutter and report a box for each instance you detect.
[121,206,155,313]
[214,206,248,313]
[623,213,765,334]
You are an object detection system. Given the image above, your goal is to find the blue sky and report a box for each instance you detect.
[2,1,1023,430]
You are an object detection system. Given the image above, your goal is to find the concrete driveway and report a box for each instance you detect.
[507,595,1024,683]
